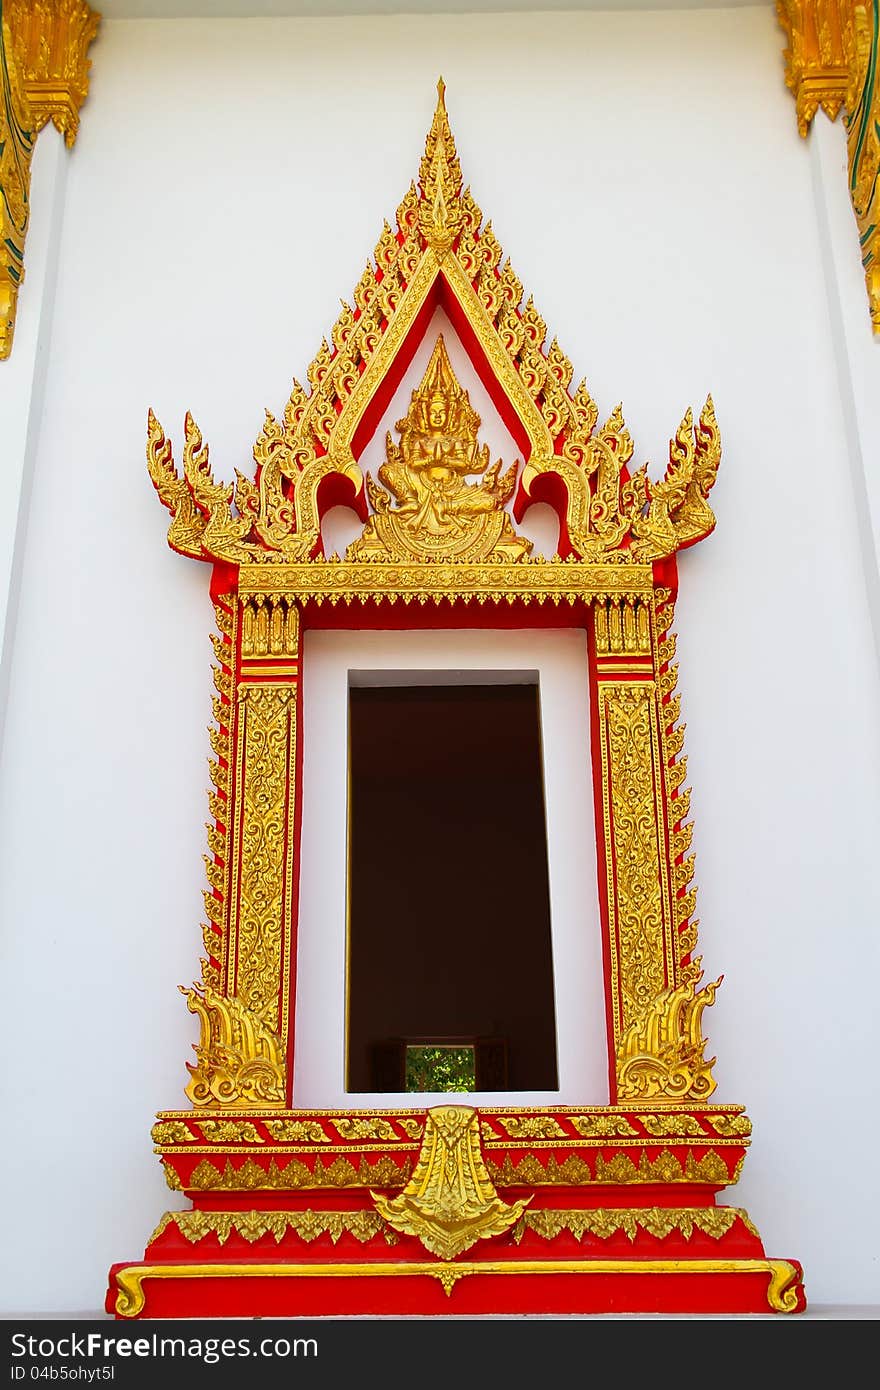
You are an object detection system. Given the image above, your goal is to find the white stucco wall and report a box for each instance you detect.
[1,5,878,1314]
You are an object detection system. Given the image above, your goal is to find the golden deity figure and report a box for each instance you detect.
[348,335,532,562]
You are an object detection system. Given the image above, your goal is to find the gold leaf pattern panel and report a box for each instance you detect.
[599,683,673,1044]
[232,683,296,1039]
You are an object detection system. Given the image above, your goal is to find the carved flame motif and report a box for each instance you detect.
[615,962,722,1103]
[349,335,530,562]
[181,984,286,1108]
[372,1106,530,1260]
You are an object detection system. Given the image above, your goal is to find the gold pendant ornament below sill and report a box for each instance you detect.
[372,1105,530,1259]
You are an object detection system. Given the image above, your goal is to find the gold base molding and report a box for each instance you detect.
[111,1257,804,1318]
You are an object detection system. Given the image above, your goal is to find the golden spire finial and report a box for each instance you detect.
[419,78,462,255]
[420,333,463,404]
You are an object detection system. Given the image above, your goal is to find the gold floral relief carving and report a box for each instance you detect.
[513,1207,758,1244]
[237,560,652,609]
[161,1161,183,1191]
[395,1118,425,1141]
[151,1121,196,1147]
[707,1114,753,1138]
[570,1115,640,1139]
[330,1117,411,1139]
[196,1120,263,1144]
[494,1115,568,1141]
[486,1149,734,1187]
[263,1119,332,1144]
[599,683,668,1044]
[149,1209,395,1249]
[187,1155,411,1191]
[234,684,295,1032]
[638,1114,707,1138]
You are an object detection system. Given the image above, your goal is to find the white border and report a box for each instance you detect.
[293,628,608,1107]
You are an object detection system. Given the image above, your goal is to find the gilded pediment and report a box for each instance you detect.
[148,81,720,571]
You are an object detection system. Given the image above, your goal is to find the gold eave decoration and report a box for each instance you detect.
[148,81,721,581]
[0,0,99,359]
[778,0,880,332]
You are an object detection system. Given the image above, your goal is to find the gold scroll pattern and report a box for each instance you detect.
[233,680,296,1031]
[201,598,236,995]
[778,1,880,331]
[600,683,669,1042]
[0,0,99,358]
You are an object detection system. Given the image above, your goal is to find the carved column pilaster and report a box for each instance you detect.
[591,593,718,1105]
[778,0,880,332]
[0,0,99,358]
[231,598,301,1048]
[182,595,302,1109]
[592,599,672,1048]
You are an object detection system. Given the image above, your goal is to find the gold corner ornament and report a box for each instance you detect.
[0,0,99,358]
[372,1106,530,1259]
[615,962,721,1103]
[180,984,287,1108]
[777,0,880,331]
[148,83,721,572]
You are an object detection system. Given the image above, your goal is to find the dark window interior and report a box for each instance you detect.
[346,681,559,1092]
